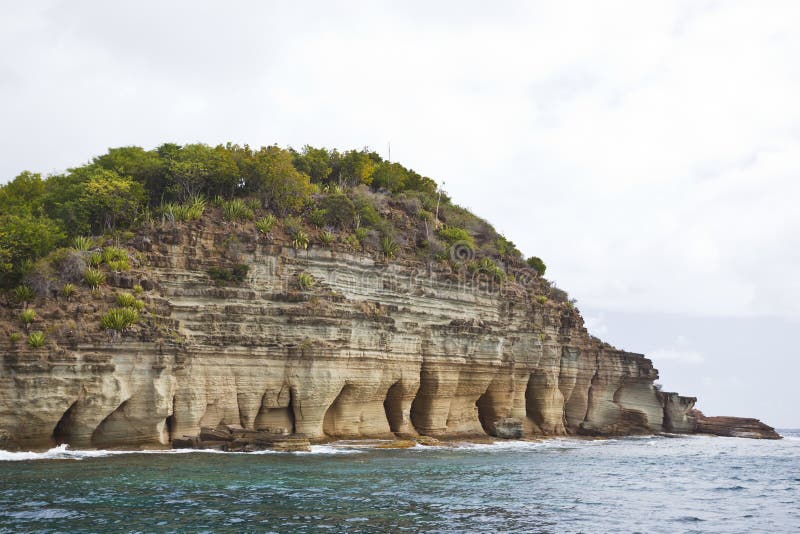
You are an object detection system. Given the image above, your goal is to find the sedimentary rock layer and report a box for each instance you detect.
[0,224,755,450]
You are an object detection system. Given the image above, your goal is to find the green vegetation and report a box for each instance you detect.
[255,214,276,234]
[101,307,139,332]
[159,195,206,222]
[292,230,310,250]
[221,198,254,222]
[27,331,46,348]
[439,226,475,248]
[8,332,21,344]
[380,236,399,259]
[11,285,35,306]
[526,256,546,276]
[535,295,548,305]
[61,283,77,299]
[208,264,249,285]
[83,268,106,289]
[297,272,315,290]
[319,230,335,246]
[116,292,144,311]
[72,235,94,251]
[132,284,143,295]
[19,308,37,326]
[0,142,546,294]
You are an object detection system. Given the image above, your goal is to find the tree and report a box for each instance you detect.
[338,150,377,187]
[0,213,64,287]
[247,146,315,214]
[371,162,409,193]
[293,145,332,184]
[0,172,46,216]
[93,146,167,204]
[79,169,146,231]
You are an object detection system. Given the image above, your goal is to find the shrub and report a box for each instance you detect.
[319,194,356,228]
[101,307,139,332]
[19,308,37,326]
[27,331,46,348]
[102,246,128,264]
[293,230,309,250]
[72,236,94,251]
[343,233,360,250]
[355,227,368,243]
[297,272,315,290]
[61,283,77,300]
[380,236,399,258]
[439,226,474,247]
[536,295,548,305]
[221,199,254,221]
[319,230,335,246]
[283,215,303,236]
[11,285,35,306]
[255,214,277,234]
[160,195,206,222]
[309,209,327,228]
[526,256,546,276]
[9,332,22,344]
[208,264,249,285]
[476,257,506,281]
[83,268,106,289]
[132,284,143,295]
[231,264,249,283]
[88,252,103,267]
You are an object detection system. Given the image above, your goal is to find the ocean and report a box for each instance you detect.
[1,431,798,533]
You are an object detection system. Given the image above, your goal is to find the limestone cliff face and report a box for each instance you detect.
[0,224,704,449]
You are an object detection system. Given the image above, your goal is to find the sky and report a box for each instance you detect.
[1,1,799,426]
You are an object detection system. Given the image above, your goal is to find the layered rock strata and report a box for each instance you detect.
[0,224,779,450]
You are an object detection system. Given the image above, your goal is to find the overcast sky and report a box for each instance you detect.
[2,1,798,426]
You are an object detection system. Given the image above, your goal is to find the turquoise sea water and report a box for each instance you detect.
[1,431,798,533]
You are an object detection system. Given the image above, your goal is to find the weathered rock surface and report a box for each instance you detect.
[691,410,781,439]
[0,224,779,449]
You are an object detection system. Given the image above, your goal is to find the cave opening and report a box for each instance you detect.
[52,400,79,445]
[323,384,354,437]
[165,396,177,441]
[475,390,496,436]
[254,387,296,434]
[383,382,404,434]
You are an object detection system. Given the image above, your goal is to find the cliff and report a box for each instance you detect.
[0,219,777,451]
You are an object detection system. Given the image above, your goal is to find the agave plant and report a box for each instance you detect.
[72,235,94,251]
[116,292,145,311]
[293,230,310,250]
[221,199,254,222]
[83,268,106,289]
[61,283,77,300]
[319,230,335,246]
[297,272,315,291]
[27,331,46,348]
[11,285,35,306]
[19,308,37,327]
[101,307,139,332]
[255,214,277,234]
[380,236,399,259]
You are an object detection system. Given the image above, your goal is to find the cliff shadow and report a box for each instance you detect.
[52,400,80,446]
[384,382,405,433]
[254,387,296,434]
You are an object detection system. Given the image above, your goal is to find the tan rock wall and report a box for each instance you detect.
[0,227,694,449]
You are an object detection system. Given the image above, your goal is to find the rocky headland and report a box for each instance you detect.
[0,144,780,452]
